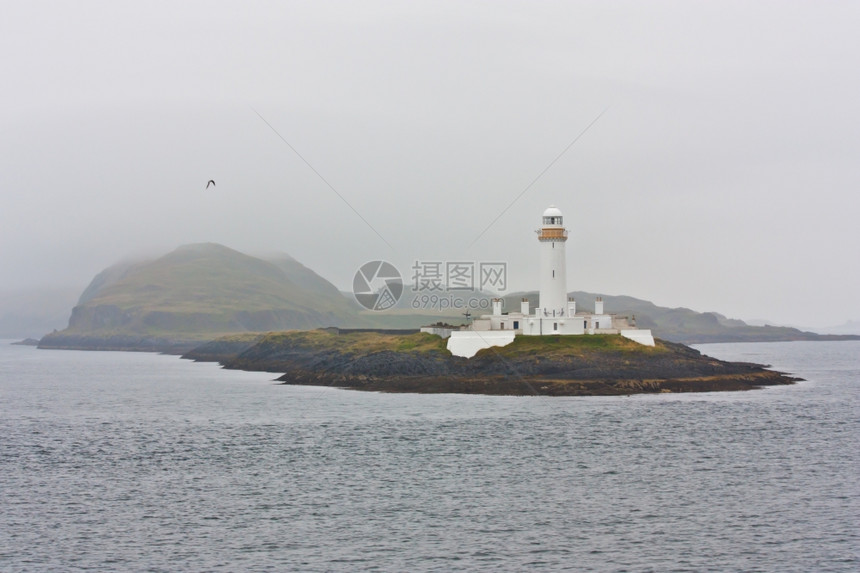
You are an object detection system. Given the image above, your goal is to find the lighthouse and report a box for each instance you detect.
[537,205,568,317]
[443,204,655,356]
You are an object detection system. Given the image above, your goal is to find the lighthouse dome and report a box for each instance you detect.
[542,205,564,226]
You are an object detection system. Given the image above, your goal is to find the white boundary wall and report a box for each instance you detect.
[447,330,516,358]
[419,326,456,338]
[621,329,655,346]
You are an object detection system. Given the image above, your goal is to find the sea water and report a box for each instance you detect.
[1,340,857,571]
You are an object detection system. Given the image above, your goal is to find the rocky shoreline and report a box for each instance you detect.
[183,330,800,396]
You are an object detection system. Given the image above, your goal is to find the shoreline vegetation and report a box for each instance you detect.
[180,329,800,397]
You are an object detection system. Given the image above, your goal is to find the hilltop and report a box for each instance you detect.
[36,244,465,352]
[184,329,797,396]
[39,244,365,352]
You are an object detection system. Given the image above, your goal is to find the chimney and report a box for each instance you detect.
[595,296,604,315]
[492,298,502,316]
[521,298,530,316]
[567,297,576,317]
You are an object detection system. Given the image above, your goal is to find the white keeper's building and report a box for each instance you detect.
[444,206,655,358]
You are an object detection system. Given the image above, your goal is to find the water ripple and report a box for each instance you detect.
[0,341,857,571]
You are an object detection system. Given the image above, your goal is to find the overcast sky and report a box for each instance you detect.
[1,1,858,328]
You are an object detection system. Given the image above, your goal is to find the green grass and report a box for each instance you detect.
[487,334,668,358]
[250,330,666,361]
[256,330,450,355]
[203,332,267,344]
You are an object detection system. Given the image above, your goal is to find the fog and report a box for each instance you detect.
[2,1,858,328]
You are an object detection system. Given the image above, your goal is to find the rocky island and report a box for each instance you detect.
[184,329,799,396]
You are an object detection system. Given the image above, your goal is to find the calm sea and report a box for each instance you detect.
[1,340,857,572]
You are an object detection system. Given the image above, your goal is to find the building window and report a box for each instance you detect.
[513,321,519,329]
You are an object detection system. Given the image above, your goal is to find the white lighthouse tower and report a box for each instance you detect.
[538,205,568,317]
[444,203,655,356]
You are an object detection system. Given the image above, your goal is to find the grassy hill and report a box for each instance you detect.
[38,244,474,351]
[40,244,371,350]
[75,244,321,313]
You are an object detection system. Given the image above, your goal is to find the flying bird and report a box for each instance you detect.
[205,180,216,189]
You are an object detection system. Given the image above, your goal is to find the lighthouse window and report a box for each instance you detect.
[552,270,555,277]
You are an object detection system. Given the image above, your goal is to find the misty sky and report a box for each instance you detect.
[2,1,858,328]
